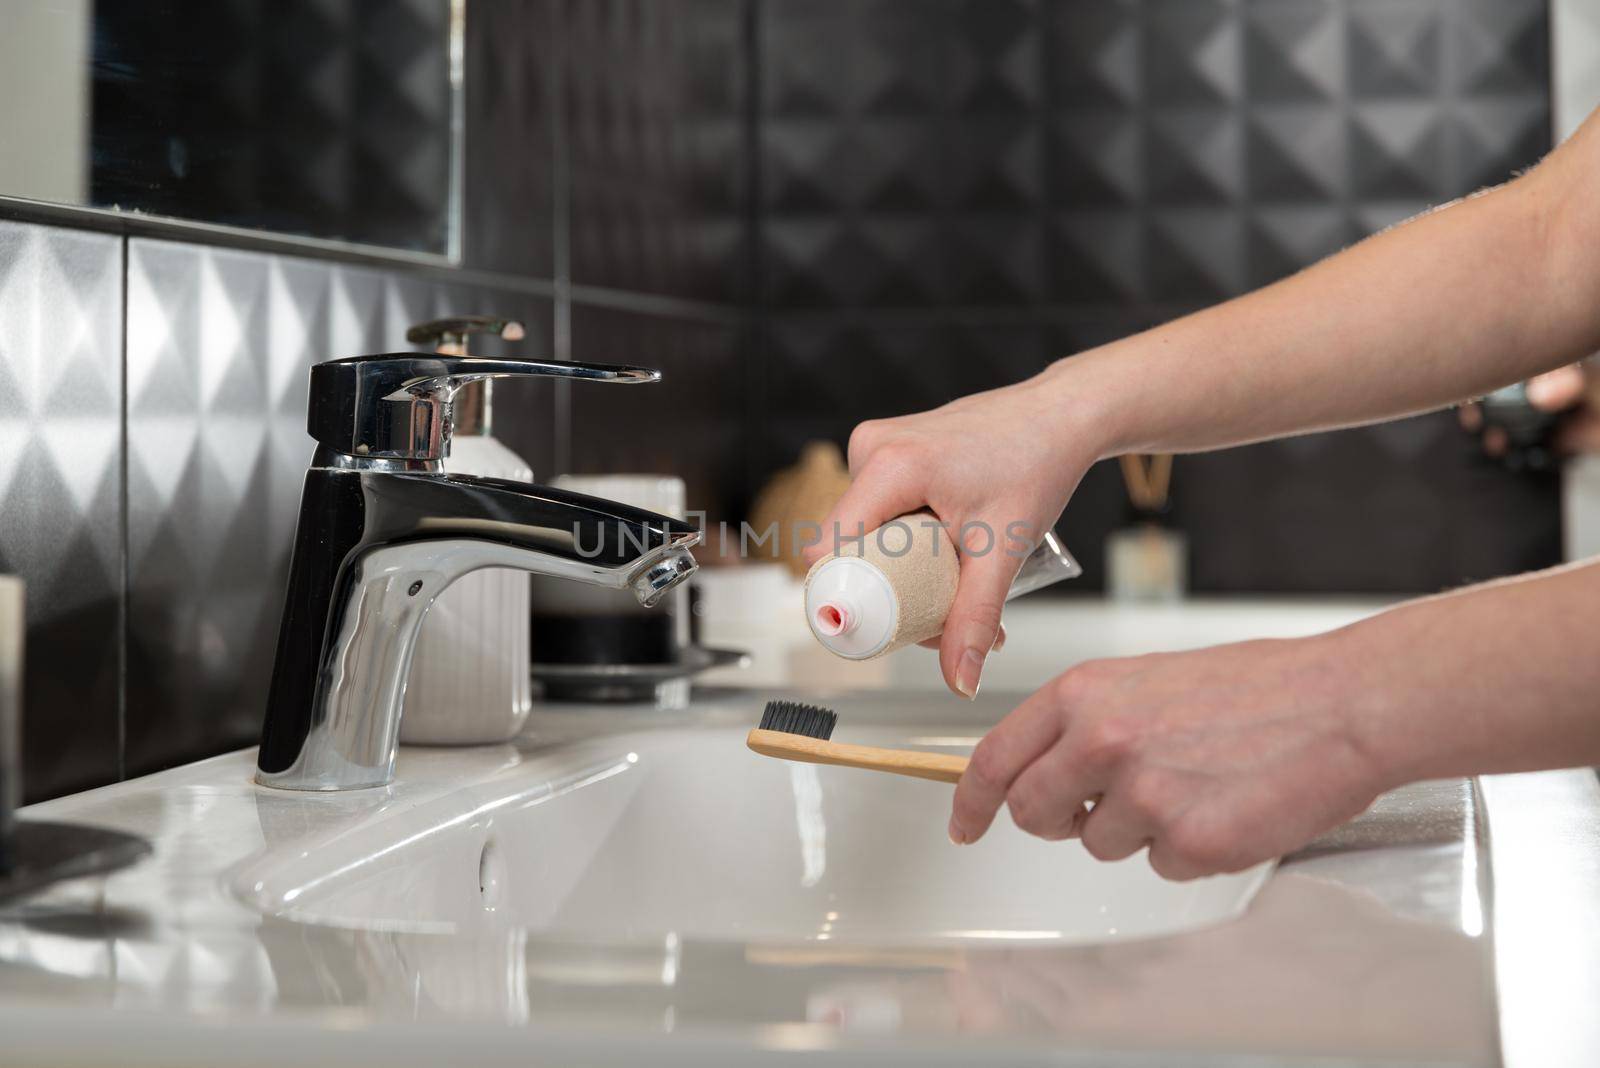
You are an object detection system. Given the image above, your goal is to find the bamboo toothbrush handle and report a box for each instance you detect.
[747,729,969,784]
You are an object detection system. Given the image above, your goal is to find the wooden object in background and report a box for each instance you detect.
[748,441,854,577]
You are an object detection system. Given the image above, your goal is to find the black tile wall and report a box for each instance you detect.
[760,0,1049,311]
[753,0,1561,594]
[564,0,750,302]
[761,0,1554,309]
[761,315,1062,460]
[0,0,1569,800]
[1176,417,1562,595]
[567,302,746,523]
[462,0,559,277]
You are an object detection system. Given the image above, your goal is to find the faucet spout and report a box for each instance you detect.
[256,465,700,790]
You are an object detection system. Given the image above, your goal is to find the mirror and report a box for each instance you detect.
[0,0,460,257]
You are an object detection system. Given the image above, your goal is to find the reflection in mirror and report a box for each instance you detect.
[0,0,459,256]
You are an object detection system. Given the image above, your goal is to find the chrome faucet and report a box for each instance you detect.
[256,353,700,791]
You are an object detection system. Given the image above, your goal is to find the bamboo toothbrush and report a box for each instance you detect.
[747,700,969,784]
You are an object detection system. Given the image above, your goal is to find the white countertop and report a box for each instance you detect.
[0,590,1595,1066]
[1,705,1493,1067]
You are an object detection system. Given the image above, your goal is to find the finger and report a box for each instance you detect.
[917,621,1005,652]
[1146,816,1261,882]
[1077,795,1153,862]
[1526,365,1587,411]
[844,418,889,473]
[939,529,1024,699]
[1147,841,1208,882]
[804,460,925,567]
[1457,403,1483,432]
[1003,739,1100,841]
[950,689,1063,844]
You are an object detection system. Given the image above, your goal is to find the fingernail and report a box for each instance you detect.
[956,648,984,700]
[948,821,967,845]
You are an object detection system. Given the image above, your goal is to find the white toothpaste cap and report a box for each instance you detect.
[805,556,899,660]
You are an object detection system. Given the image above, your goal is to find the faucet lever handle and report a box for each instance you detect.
[308,353,660,462]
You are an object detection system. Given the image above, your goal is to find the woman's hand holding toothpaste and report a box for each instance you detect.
[803,369,1107,700]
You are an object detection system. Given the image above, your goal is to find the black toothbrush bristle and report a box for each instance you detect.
[759,700,838,741]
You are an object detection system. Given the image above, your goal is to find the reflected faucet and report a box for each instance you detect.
[256,353,700,791]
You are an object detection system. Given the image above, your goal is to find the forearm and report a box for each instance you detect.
[1047,112,1600,459]
[1340,560,1600,786]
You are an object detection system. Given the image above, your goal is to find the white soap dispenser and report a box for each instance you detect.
[398,316,533,745]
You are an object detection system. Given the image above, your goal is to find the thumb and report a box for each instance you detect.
[939,526,1022,699]
[1526,365,1587,412]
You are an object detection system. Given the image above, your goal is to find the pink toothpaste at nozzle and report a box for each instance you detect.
[803,512,1082,660]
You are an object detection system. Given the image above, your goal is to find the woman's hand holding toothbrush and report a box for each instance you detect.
[945,635,1388,879]
[945,556,1600,878]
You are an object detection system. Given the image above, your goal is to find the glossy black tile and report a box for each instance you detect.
[1177,419,1562,594]
[565,0,749,302]
[565,302,746,523]
[462,0,559,277]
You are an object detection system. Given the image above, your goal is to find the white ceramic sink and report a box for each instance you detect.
[233,724,1273,947]
[6,672,1506,1065]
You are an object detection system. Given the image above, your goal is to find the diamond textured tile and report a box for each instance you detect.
[1348,0,1443,99]
[761,0,1049,310]
[756,0,1558,592]
[0,222,123,801]
[759,313,1062,474]
[1244,2,1344,103]
[124,239,556,778]
[1044,0,1552,298]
